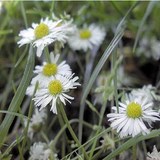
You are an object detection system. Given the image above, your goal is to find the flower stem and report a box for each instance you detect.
[79,46,99,144]
[59,103,89,160]
[57,106,67,157]
[142,140,147,156]
[89,99,107,159]
[132,144,137,160]
[111,51,119,113]
[45,47,51,63]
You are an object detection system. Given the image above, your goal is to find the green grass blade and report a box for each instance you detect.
[133,1,156,52]
[1,136,24,159]
[102,129,160,160]
[0,45,35,148]
[80,27,124,105]
[0,111,28,120]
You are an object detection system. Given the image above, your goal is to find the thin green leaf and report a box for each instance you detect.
[1,136,24,159]
[133,1,156,52]
[0,30,13,35]
[86,100,100,117]
[0,111,28,120]
[0,45,35,147]
[14,45,28,68]
[81,27,124,105]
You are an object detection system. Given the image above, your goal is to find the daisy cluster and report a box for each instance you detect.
[16,13,111,159]
[18,16,106,56]
[26,52,80,114]
[107,85,160,138]
[17,15,106,115]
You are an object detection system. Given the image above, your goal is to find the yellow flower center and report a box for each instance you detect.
[42,63,57,76]
[34,23,49,39]
[126,102,142,118]
[48,80,63,95]
[79,29,92,39]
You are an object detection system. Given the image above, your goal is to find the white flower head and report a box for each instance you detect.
[26,52,72,96]
[31,107,47,126]
[34,52,72,82]
[29,142,51,160]
[147,145,160,160]
[131,85,156,103]
[107,95,160,138]
[24,108,47,139]
[33,74,80,114]
[17,17,73,57]
[68,24,106,52]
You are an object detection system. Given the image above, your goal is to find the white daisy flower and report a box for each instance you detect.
[29,142,51,160]
[68,24,106,52]
[31,108,47,127]
[107,95,160,138]
[26,52,72,96]
[131,85,157,103]
[147,145,160,160]
[33,52,72,82]
[33,74,80,114]
[17,17,73,57]
[24,108,47,139]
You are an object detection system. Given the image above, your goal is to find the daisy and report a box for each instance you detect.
[17,17,73,57]
[131,85,158,103]
[147,145,160,160]
[33,52,72,82]
[29,142,51,160]
[68,24,106,52]
[26,52,72,96]
[33,74,80,114]
[107,95,160,138]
